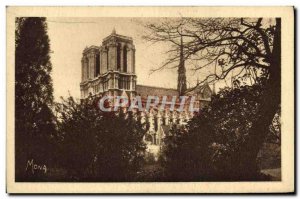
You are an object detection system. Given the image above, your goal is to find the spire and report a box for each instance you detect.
[112,27,116,35]
[177,33,187,96]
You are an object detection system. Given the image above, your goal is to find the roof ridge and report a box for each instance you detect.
[136,84,177,91]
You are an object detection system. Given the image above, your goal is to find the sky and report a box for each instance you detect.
[47,17,220,101]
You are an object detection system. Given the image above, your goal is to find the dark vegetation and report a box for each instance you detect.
[15,17,281,181]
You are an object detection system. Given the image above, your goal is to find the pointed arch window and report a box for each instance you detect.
[86,58,89,79]
[95,54,100,76]
[123,45,127,72]
[117,43,121,70]
[106,47,109,70]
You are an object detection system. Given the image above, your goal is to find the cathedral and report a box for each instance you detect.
[80,29,212,155]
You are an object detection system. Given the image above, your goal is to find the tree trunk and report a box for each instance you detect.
[235,18,281,179]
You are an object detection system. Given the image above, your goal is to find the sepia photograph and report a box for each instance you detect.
[6,6,294,193]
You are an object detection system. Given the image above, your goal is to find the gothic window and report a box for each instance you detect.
[124,77,127,90]
[106,47,109,70]
[118,77,121,89]
[132,80,135,90]
[123,45,127,72]
[124,78,128,90]
[117,43,121,70]
[124,78,126,89]
[103,79,108,91]
[100,81,103,92]
[86,58,89,79]
[96,54,100,76]
[106,79,109,90]
[127,78,130,90]
[119,76,124,89]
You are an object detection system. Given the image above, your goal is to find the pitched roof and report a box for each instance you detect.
[136,84,212,99]
[136,85,178,99]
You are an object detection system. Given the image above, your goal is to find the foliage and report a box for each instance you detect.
[144,18,276,86]
[267,110,281,144]
[55,97,147,181]
[145,18,281,179]
[15,17,56,180]
[54,97,98,180]
[161,80,280,181]
[161,124,213,181]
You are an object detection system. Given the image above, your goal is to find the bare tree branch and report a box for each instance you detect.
[142,17,275,92]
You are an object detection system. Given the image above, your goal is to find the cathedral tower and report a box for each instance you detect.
[80,29,137,100]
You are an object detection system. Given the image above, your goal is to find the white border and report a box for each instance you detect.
[5,5,295,195]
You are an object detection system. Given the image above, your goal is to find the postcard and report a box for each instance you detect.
[6,6,294,193]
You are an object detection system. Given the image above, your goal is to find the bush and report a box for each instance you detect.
[161,82,280,181]
[56,96,146,181]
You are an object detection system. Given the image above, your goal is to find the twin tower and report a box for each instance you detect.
[80,29,137,99]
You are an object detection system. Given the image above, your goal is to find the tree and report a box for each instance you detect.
[161,78,279,181]
[161,123,214,181]
[15,17,56,181]
[143,20,187,95]
[55,96,98,180]
[144,18,281,177]
[94,110,146,181]
[56,97,147,181]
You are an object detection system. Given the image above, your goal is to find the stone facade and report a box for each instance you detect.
[80,29,137,100]
[80,30,212,153]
